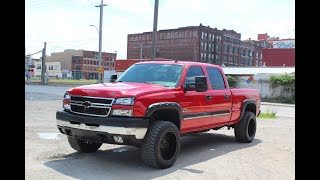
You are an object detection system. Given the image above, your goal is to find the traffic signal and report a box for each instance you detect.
[31,69,34,72]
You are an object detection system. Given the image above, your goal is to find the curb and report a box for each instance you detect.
[260,102,295,107]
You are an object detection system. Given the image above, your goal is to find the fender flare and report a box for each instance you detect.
[239,99,257,120]
[145,102,182,128]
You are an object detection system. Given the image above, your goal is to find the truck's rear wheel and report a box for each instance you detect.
[67,136,102,153]
[140,121,180,169]
[234,111,256,143]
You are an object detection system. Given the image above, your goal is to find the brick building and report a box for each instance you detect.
[127,24,264,67]
[46,49,117,79]
[256,33,295,66]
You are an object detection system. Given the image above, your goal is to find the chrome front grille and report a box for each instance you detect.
[70,95,114,117]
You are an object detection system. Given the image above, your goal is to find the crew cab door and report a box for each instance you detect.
[205,67,232,125]
[180,66,214,133]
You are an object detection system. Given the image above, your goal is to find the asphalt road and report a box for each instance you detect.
[25,85,295,179]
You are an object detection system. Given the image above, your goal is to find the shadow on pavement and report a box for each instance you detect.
[44,132,261,180]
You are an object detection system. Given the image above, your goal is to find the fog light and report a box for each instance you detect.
[111,109,133,117]
[63,103,70,110]
[113,136,123,143]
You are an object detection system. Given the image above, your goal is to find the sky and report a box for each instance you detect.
[25,0,295,59]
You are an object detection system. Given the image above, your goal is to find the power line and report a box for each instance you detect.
[47,37,98,44]
[27,50,43,56]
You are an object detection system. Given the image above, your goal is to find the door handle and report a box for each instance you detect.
[206,95,212,101]
[224,94,229,100]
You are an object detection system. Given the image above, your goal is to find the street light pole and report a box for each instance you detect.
[95,0,107,83]
[136,41,143,61]
[140,43,143,61]
[151,0,159,60]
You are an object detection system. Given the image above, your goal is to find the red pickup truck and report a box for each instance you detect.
[56,60,260,169]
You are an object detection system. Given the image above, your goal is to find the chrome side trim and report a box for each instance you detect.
[184,115,211,120]
[183,112,230,120]
[57,120,147,139]
[212,113,230,117]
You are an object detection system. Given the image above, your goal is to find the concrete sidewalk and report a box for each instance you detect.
[260,103,295,118]
[261,102,295,107]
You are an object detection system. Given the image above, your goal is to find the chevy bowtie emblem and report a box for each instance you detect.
[82,101,92,109]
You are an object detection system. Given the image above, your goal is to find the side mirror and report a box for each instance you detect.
[195,76,208,92]
[183,76,208,92]
[110,74,117,82]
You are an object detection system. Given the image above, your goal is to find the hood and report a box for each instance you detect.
[67,82,173,98]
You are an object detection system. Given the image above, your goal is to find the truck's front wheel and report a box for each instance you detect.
[234,111,257,143]
[140,121,180,169]
[67,136,102,153]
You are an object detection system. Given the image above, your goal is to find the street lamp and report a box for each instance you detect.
[89,25,99,34]
[89,24,102,82]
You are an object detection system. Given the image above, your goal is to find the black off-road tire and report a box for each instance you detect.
[234,111,257,143]
[140,121,180,169]
[67,136,102,153]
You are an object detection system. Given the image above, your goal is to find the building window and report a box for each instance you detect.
[49,65,53,70]
[204,43,207,50]
[209,44,211,51]
[204,53,207,61]
[212,34,215,41]
[204,32,207,39]
[224,56,227,63]
[201,53,203,60]
[209,34,211,41]
[201,42,204,50]
[53,65,59,70]
[227,46,230,54]
[224,45,227,53]
[216,45,219,52]
[219,36,222,42]
[260,54,263,59]
[230,46,233,54]
[202,32,204,39]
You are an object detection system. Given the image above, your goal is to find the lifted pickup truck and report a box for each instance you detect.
[56,60,260,169]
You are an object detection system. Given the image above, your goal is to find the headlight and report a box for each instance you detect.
[63,93,71,110]
[111,109,133,117]
[64,93,71,100]
[114,97,134,105]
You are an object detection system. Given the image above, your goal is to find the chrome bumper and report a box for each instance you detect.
[56,120,147,139]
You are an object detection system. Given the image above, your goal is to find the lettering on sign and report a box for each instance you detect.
[128,30,198,42]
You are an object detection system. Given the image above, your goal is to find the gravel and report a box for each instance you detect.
[25,90,295,180]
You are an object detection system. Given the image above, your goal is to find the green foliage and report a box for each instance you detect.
[258,108,277,119]
[258,112,276,119]
[262,96,295,104]
[227,75,238,88]
[269,73,295,91]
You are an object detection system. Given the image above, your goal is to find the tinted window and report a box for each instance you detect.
[206,67,226,89]
[116,64,183,87]
[184,66,204,84]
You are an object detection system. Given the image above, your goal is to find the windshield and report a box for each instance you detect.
[116,63,183,87]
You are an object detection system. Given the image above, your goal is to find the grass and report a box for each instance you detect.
[258,109,277,119]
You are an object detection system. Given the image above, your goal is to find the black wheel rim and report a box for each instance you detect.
[248,118,256,138]
[160,131,177,161]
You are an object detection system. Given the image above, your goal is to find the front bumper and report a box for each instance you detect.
[56,110,149,142]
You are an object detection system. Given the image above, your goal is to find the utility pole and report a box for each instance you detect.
[140,43,143,61]
[41,42,47,85]
[151,0,159,60]
[95,0,107,83]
